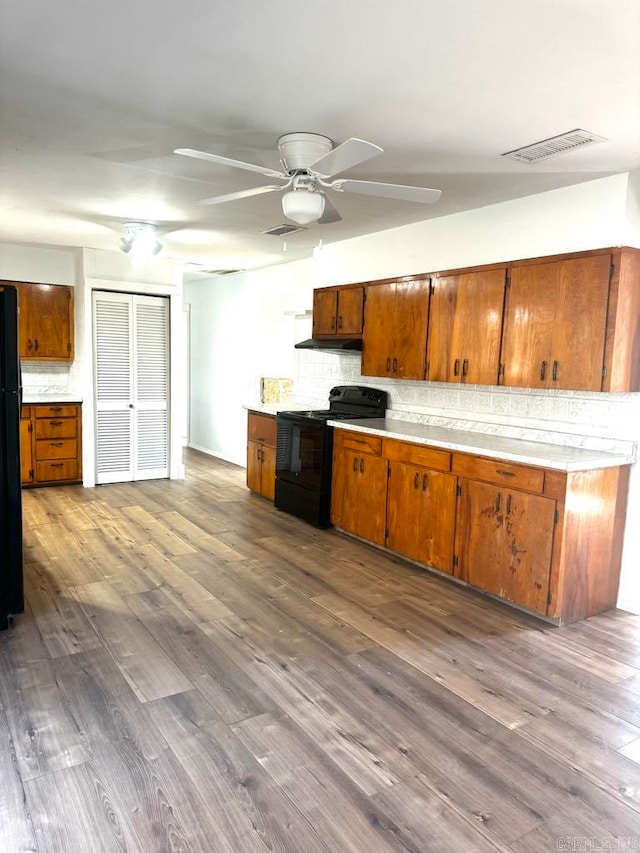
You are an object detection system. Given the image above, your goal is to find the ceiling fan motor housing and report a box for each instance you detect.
[277,132,333,174]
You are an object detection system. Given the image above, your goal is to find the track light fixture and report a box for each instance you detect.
[120,222,162,256]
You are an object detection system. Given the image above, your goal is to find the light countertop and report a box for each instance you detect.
[328,417,635,472]
[22,394,82,404]
[243,402,313,416]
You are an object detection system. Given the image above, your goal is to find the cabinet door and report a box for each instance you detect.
[246,440,263,493]
[455,478,556,614]
[20,413,34,484]
[387,462,456,572]
[18,283,73,359]
[261,445,276,501]
[336,287,364,335]
[453,269,506,385]
[502,255,610,390]
[331,448,360,533]
[312,290,338,336]
[356,454,388,545]
[394,279,430,380]
[362,283,395,377]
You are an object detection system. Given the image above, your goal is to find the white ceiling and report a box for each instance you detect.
[1,0,639,274]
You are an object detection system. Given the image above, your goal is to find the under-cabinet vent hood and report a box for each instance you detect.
[294,338,363,353]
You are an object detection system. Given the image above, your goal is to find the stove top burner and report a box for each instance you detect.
[278,409,373,422]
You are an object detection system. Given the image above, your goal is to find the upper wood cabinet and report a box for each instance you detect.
[312,285,364,337]
[500,254,611,391]
[362,278,430,380]
[8,281,75,361]
[426,267,507,384]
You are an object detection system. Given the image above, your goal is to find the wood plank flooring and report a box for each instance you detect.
[2,448,640,851]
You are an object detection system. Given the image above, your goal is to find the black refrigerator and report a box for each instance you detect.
[0,284,23,629]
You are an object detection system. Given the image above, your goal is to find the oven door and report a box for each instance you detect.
[275,414,332,493]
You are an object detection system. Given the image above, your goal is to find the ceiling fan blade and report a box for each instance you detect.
[317,194,342,224]
[309,138,383,178]
[199,185,282,206]
[334,179,441,204]
[175,148,285,179]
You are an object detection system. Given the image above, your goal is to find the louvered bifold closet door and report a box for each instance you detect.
[94,293,134,483]
[93,292,169,484]
[133,297,169,480]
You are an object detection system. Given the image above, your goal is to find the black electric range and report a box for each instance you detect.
[274,385,388,528]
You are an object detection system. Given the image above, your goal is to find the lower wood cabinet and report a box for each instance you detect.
[330,428,630,623]
[246,412,276,501]
[21,403,82,486]
[331,431,387,545]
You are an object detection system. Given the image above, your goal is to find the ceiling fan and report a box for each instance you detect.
[175,132,441,226]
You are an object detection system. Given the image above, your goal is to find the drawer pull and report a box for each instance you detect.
[51,442,64,447]
[50,406,63,412]
[49,420,63,426]
[496,469,515,477]
[51,463,63,468]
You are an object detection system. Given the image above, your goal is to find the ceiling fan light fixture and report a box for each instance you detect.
[281,190,325,225]
[120,222,162,256]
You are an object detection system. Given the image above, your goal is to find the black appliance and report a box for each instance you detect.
[274,385,387,528]
[294,337,363,353]
[0,284,23,630]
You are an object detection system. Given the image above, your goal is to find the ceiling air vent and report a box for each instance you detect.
[199,268,245,276]
[262,224,306,237]
[502,129,607,163]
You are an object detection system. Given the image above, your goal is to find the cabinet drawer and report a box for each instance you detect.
[36,460,79,482]
[340,431,382,456]
[383,439,451,471]
[452,454,545,493]
[34,404,78,419]
[35,438,78,461]
[247,413,276,447]
[35,418,77,440]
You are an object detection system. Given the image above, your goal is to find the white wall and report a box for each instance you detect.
[0,242,77,285]
[185,172,640,612]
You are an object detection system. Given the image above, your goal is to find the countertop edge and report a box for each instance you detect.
[328,418,635,472]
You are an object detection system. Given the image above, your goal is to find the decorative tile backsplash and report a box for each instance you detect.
[293,349,640,456]
[21,361,81,398]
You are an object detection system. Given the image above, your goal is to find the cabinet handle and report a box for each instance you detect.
[261,451,265,462]
[50,407,63,412]
[462,359,468,377]
[360,458,364,473]
[34,339,39,351]
[552,360,558,381]
[330,317,335,330]
[495,468,515,477]
[50,463,63,468]
[392,357,398,372]
[50,442,64,447]
[386,357,391,372]
[540,361,547,380]
[27,338,33,351]
[414,472,420,489]
[422,474,428,491]
[495,493,501,512]
[454,358,460,376]
[353,456,358,472]
[506,494,512,514]
[338,315,343,329]
[257,447,261,459]
[49,420,63,426]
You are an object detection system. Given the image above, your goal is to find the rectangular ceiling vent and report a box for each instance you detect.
[502,129,607,163]
[199,268,245,276]
[262,224,306,237]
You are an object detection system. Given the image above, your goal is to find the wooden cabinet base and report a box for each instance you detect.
[21,403,82,487]
[246,412,276,501]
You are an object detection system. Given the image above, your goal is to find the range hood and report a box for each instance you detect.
[295,338,363,353]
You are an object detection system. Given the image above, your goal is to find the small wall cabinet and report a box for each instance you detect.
[312,285,364,337]
[3,281,75,361]
[21,403,82,486]
[246,412,276,501]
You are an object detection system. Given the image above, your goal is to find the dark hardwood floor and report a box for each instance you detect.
[2,449,640,851]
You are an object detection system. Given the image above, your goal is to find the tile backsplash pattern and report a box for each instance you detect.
[21,361,80,398]
[294,350,640,456]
